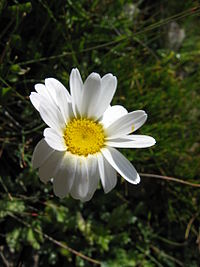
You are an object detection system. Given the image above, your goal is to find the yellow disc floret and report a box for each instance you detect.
[64,118,105,157]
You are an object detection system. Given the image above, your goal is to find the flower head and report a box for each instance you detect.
[30,69,155,201]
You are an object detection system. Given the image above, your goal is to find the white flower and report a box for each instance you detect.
[30,68,156,202]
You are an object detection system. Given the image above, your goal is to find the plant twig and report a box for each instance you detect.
[8,213,101,266]
[17,6,200,66]
[136,245,164,267]
[139,173,200,188]
[150,245,184,267]
[0,177,13,201]
[154,235,187,247]
[185,213,198,239]
[0,250,9,267]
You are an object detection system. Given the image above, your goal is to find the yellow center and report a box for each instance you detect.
[64,118,105,157]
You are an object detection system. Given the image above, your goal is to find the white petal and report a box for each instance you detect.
[32,84,55,111]
[53,153,77,198]
[45,78,72,123]
[97,153,117,193]
[106,110,147,139]
[38,150,65,183]
[80,72,101,117]
[106,135,156,148]
[102,147,140,184]
[43,128,66,151]
[94,74,117,119]
[100,105,128,128]
[80,156,99,202]
[133,114,147,132]
[70,157,89,199]
[39,98,66,134]
[67,101,74,119]
[35,83,52,101]
[70,68,83,117]
[45,78,71,103]
[55,88,71,123]
[35,83,46,94]
[32,139,54,169]
[30,92,40,111]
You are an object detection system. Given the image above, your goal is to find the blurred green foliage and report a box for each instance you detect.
[0,0,200,266]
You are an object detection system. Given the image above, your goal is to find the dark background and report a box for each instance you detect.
[0,0,200,266]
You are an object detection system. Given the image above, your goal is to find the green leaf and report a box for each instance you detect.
[27,228,40,250]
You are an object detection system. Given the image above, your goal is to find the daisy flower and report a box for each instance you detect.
[30,68,155,202]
